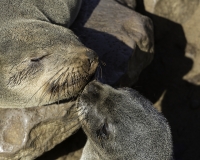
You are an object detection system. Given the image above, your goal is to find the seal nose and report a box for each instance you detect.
[85,81,96,93]
[87,82,95,93]
[86,81,103,93]
[86,50,98,64]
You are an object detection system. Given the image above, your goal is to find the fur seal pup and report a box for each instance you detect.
[0,0,98,108]
[77,81,173,160]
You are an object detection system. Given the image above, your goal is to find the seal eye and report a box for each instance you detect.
[30,54,48,62]
[96,122,109,140]
[31,57,41,62]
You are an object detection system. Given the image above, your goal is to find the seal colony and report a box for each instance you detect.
[0,0,98,108]
[78,81,173,160]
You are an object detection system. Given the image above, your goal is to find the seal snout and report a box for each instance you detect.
[85,81,102,93]
[85,50,98,65]
[80,81,103,102]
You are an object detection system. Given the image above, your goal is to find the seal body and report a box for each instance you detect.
[78,81,173,160]
[0,0,98,108]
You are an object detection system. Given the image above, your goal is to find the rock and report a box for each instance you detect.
[0,102,80,160]
[146,0,199,24]
[130,1,200,159]
[143,0,200,85]
[72,0,154,86]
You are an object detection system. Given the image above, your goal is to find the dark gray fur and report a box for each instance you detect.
[78,81,173,160]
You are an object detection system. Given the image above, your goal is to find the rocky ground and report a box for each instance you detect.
[135,1,200,160]
[38,0,200,159]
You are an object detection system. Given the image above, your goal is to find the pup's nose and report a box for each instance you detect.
[86,81,102,93]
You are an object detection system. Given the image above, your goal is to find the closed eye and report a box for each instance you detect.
[31,54,49,62]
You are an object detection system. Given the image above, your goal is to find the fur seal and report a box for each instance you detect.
[0,0,98,108]
[77,81,173,160]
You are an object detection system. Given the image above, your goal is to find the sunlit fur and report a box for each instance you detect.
[0,0,98,108]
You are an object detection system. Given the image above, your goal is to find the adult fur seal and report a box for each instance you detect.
[77,81,173,160]
[0,0,98,108]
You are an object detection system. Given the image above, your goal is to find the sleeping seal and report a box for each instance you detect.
[77,81,173,160]
[0,0,98,108]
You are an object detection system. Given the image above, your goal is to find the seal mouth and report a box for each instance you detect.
[42,73,94,105]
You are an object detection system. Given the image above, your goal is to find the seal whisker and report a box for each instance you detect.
[95,66,99,81]
[98,64,103,80]
[100,65,103,80]
[100,60,106,66]
[57,86,60,105]
[94,60,106,81]
[94,64,101,81]
[71,107,83,114]
[23,67,64,107]
[37,66,71,106]
[48,91,54,105]
[8,62,42,86]
[36,77,61,106]
[60,68,69,98]
[66,112,85,123]
[61,69,69,96]
[81,68,90,76]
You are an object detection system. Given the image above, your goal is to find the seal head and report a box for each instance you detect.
[78,81,173,160]
[0,0,99,108]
